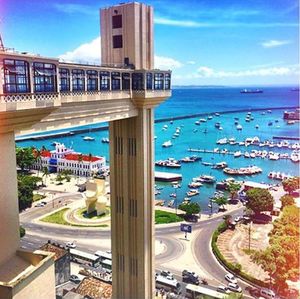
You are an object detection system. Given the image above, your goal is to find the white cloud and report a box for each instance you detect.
[53,3,96,15]
[59,37,101,64]
[196,65,299,78]
[154,55,183,69]
[261,39,291,48]
[59,37,182,70]
[186,60,196,65]
[154,16,297,28]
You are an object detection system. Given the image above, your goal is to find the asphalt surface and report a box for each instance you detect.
[20,200,254,298]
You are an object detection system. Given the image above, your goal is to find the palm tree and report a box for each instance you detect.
[77,154,83,184]
[42,167,50,186]
[88,153,93,179]
[34,149,42,177]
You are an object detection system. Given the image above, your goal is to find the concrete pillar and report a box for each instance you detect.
[109,108,155,299]
[0,131,20,265]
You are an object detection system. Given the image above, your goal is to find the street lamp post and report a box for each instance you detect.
[248,221,252,251]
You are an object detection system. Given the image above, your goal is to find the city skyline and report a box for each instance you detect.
[1,0,299,86]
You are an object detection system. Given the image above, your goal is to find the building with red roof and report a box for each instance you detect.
[33,143,106,177]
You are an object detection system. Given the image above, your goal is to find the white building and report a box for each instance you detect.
[34,143,106,177]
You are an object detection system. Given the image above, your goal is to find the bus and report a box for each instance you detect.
[185,284,226,299]
[155,275,182,294]
[70,248,100,267]
[101,258,112,273]
[94,250,112,272]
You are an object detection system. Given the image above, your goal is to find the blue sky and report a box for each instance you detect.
[1,0,299,86]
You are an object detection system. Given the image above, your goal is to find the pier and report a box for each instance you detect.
[273,136,300,141]
[155,171,182,182]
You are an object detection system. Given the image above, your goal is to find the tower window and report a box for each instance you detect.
[112,15,122,29]
[113,35,123,48]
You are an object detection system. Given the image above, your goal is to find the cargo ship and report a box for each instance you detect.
[240,89,263,93]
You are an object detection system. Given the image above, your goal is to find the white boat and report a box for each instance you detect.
[208,116,213,120]
[216,138,228,145]
[234,151,242,158]
[83,136,95,141]
[186,189,200,197]
[101,137,109,143]
[195,121,200,125]
[255,124,259,129]
[197,175,216,184]
[244,152,250,158]
[236,124,243,130]
[215,113,220,116]
[199,118,207,122]
[218,126,223,130]
[162,140,173,147]
[188,181,203,188]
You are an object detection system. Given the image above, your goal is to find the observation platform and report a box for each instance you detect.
[0,50,171,135]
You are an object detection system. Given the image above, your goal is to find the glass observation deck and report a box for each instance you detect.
[0,50,171,112]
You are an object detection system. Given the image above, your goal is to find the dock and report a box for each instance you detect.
[273,136,300,141]
[155,171,182,182]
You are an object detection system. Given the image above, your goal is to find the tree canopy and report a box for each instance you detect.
[280,194,295,209]
[227,182,241,200]
[16,147,35,173]
[251,206,300,291]
[214,196,228,210]
[282,177,300,195]
[18,174,41,211]
[178,202,201,216]
[246,188,274,215]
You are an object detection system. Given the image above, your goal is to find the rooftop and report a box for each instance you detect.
[76,276,112,299]
[40,242,68,261]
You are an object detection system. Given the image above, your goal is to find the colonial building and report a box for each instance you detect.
[33,143,106,177]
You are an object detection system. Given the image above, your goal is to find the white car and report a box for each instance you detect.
[216,285,231,294]
[35,201,46,207]
[225,273,238,284]
[227,283,242,293]
[66,241,76,248]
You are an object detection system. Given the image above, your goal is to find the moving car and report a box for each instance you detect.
[182,270,199,285]
[225,273,238,284]
[227,283,242,293]
[216,285,231,294]
[35,201,47,207]
[66,241,77,249]
[160,270,174,279]
[70,274,81,284]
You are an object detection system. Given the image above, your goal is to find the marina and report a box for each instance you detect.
[17,87,299,213]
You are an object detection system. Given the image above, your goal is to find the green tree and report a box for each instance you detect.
[16,147,35,173]
[18,174,41,211]
[19,226,26,238]
[56,173,64,185]
[246,188,274,215]
[227,182,241,200]
[280,194,295,209]
[77,154,83,183]
[282,177,300,195]
[214,196,228,211]
[178,202,201,216]
[61,169,72,182]
[33,148,42,176]
[251,206,299,291]
[42,167,50,186]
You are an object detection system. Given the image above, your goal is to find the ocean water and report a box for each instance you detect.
[17,86,299,213]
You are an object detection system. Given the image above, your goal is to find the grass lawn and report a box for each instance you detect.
[75,207,110,220]
[33,193,46,202]
[155,210,184,224]
[40,208,108,227]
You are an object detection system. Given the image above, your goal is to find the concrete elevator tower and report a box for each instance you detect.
[101,3,165,299]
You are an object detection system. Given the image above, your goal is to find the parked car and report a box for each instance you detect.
[234,216,242,222]
[66,241,76,249]
[227,283,242,293]
[70,274,81,284]
[216,285,231,294]
[225,273,238,284]
[182,270,199,285]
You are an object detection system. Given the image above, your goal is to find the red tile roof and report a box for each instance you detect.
[64,154,102,162]
[76,277,112,299]
[40,150,51,158]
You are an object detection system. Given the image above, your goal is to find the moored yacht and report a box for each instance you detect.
[162,140,173,147]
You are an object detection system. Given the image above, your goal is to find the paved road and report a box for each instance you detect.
[20,200,254,297]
